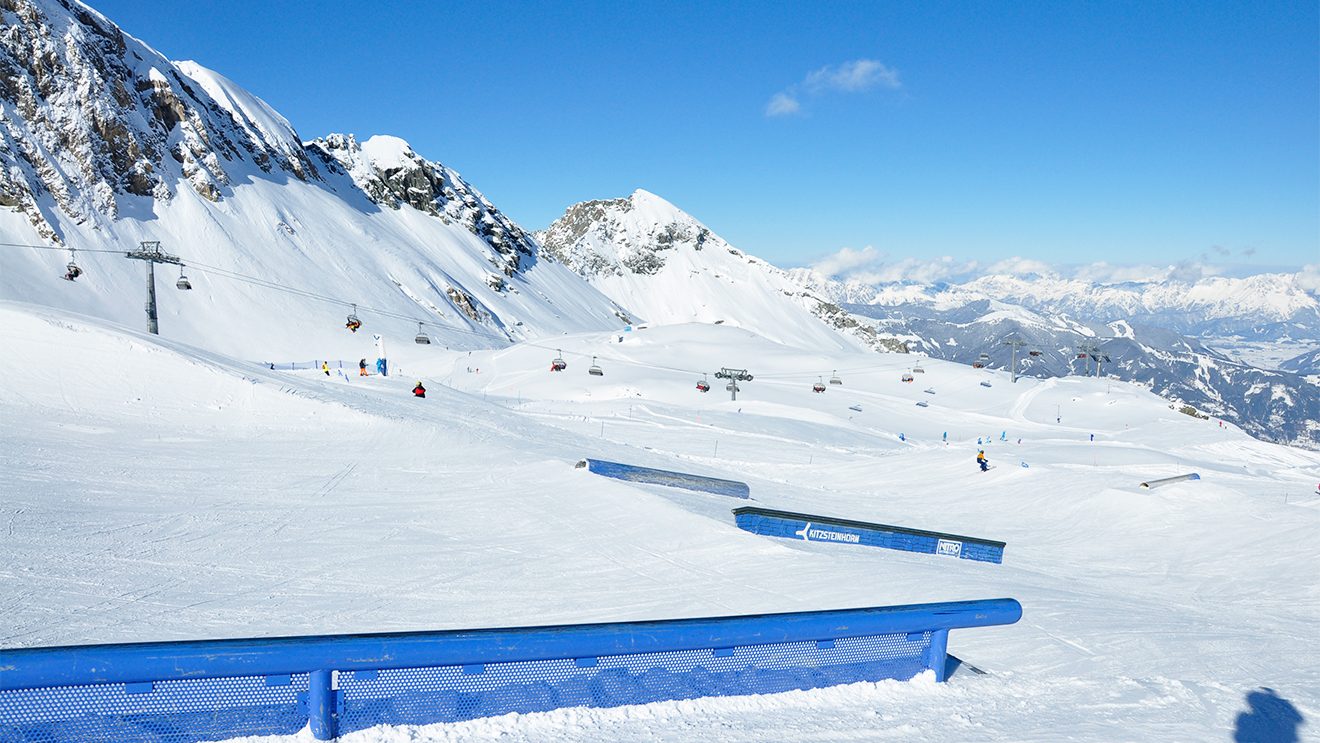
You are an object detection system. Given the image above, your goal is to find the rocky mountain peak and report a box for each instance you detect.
[0,0,321,240]
[537,189,724,277]
[305,132,536,278]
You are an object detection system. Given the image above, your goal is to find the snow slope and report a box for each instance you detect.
[3,300,1318,742]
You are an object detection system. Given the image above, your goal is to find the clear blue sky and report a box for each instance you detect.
[91,1,1318,272]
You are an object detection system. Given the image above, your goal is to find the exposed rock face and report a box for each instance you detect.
[0,0,319,239]
[306,133,536,279]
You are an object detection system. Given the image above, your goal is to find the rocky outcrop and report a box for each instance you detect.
[0,0,320,239]
[307,133,536,277]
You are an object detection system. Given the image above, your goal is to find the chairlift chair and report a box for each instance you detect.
[345,304,362,333]
[588,356,603,376]
[829,370,842,385]
[1077,352,1088,359]
[175,264,192,290]
[62,249,82,281]
[550,349,567,372]
[812,377,826,393]
[980,381,992,388]
[1028,350,1042,357]
[916,400,929,407]
[912,364,925,373]
[414,322,431,345]
[901,373,914,382]
[696,373,710,393]
[972,361,985,369]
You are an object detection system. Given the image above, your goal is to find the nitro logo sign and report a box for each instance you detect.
[794,522,860,544]
[936,539,963,557]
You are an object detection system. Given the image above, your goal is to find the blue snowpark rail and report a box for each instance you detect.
[0,600,1021,741]
[733,506,1007,564]
[578,458,751,498]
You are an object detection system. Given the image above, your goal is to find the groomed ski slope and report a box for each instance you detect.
[2,302,1317,742]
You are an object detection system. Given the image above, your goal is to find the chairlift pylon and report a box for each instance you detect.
[588,355,603,376]
[345,304,362,333]
[414,322,431,345]
[175,263,192,291]
[550,349,567,372]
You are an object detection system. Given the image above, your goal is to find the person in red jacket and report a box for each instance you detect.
[412,381,426,398]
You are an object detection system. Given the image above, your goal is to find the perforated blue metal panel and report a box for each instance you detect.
[0,600,1023,741]
[336,632,929,733]
[0,673,309,743]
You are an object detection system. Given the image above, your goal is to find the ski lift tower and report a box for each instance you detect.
[1003,336,1029,383]
[1075,342,1102,377]
[124,240,182,335]
[714,367,753,401]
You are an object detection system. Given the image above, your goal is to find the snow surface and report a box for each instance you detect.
[3,301,1319,742]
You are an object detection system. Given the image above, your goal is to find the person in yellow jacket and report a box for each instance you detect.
[977,449,989,472]
[321,361,330,376]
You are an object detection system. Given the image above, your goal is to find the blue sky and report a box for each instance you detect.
[92,1,1317,275]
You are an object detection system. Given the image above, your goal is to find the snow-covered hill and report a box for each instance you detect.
[0,0,630,360]
[3,299,1318,742]
[536,189,905,353]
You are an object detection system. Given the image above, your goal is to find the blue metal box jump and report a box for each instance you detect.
[733,506,1006,564]
[578,458,751,498]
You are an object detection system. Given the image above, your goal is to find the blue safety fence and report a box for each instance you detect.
[577,458,751,499]
[0,600,1021,741]
[733,506,1006,564]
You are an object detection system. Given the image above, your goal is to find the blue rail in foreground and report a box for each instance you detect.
[0,600,1020,741]
[733,506,1007,564]
[578,458,751,498]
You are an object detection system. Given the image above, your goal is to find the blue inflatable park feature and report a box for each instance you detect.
[0,600,1022,741]
[578,458,751,499]
[733,506,1006,564]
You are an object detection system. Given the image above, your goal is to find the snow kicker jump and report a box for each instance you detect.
[1139,473,1201,489]
[0,600,1023,741]
[577,458,751,499]
[733,506,1006,564]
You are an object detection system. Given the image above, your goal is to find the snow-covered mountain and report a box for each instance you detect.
[845,299,1320,450]
[0,0,629,360]
[790,268,1320,346]
[1280,346,1320,375]
[536,189,905,353]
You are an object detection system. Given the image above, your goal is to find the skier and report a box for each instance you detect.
[977,450,989,472]
[412,381,426,398]
[321,361,330,376]
[899,433,906,442]
[358,358,368,377]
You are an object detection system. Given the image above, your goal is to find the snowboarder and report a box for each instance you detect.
[321,361,330,376]
[358,358,368,377]
[376,357,387,377]
[412,381,426,398]
[977,450,989,472]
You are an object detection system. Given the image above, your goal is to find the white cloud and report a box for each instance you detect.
[984,257,1056,277]
[766,58,900,117]
[764,92,801,117]
[804,59,901,93]
[1296,264,1320,293]
[810,245,883,277]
